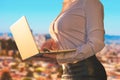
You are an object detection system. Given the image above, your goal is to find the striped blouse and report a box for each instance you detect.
[49,0,105,64]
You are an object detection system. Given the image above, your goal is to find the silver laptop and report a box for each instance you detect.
[10,16,76,60]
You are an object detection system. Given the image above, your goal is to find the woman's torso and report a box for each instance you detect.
[49,0,107,80]
[49,0,86,50]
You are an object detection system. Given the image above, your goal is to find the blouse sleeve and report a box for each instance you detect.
[56,0,105,64]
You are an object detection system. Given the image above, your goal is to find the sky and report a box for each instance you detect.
[0,0,120,35]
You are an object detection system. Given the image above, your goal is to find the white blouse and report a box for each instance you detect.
[49,0,105,64]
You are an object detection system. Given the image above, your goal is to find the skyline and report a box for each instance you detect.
[0,0,120,35]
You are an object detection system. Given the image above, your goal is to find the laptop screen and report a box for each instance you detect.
[10,16,39,60]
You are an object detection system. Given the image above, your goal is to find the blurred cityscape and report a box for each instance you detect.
[0,32,120,80]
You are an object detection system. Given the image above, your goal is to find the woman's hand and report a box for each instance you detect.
[41,39,59,51]
[40,39,59,61]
